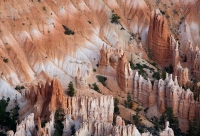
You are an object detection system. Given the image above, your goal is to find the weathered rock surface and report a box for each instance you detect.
[148,9,172,66]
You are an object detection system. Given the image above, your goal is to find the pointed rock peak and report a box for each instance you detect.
[37,117,42,129]
[174,76,178,84]
[165,73,169,80]
[196,45,199,51]
[189,41,193,49]
[175,42,179,51]
[169,74,173,81]
[177,61,181,68]
[154,9,161,16]
[135,71,139,77]
[45,77,51,86]
[138,42,143,48]
[101,44,105,50]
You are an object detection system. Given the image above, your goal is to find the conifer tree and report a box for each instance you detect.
[67,81,75,97]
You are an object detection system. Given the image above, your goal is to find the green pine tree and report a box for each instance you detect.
[54,108,65,136]
[67,81,75,97]
[159,107,180,135]
[0,97,10,128]
[9,96,20,132]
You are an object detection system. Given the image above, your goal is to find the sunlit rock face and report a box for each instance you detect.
[148,9,172,67]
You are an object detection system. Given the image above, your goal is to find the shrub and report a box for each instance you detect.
[160,9,165,15]
[96,75,107,86]
[15,85,25,90]
[111,13,120,24]
[133,107,142,126]
[173,9,178,15]
[92,83,101,93]
[164,64,174,74]
[124,93,133,109]
[93,68,96,72]
[129,61,135,70]
[62,25,75,35]
[152,72,160,80]
[88,21,92,24]
[43,6,46,11]
[161,71,166,80]
[15,85,21,90]
[3,58,9,63]
[114,98,120,115]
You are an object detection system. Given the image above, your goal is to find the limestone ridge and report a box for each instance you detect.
[148,9,172,67]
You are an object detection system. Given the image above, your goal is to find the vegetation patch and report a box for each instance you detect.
[15,85,25,90]
[3,58,9,63]
[54,108,65,136]
[111,13,120,24]
[62,25,75,35]
[0,96,20,134]
[129,61,153,79]
[124,93,133,109]
[92,82,101,93]
[114,98,120,115]
[96,75,107,87]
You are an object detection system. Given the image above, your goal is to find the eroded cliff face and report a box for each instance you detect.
[148,9,171,67]
[0,0,150,91]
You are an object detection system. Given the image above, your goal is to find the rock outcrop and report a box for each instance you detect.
[76,116,173,136]
[24,77,114,123]
[160,121,174,136]
[14,113,35,136]
[148,9,172,66]
[176,62,189,86]
[75,67,88,90]
[133,72,199,132]
[11,95,114,136]
[117,53,133,93]
[186,41,200,81]
[99,44,124,69]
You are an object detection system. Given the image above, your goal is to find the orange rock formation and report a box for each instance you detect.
[148,9,172,67]
[117,53,133,93]
[25,77,65,119]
